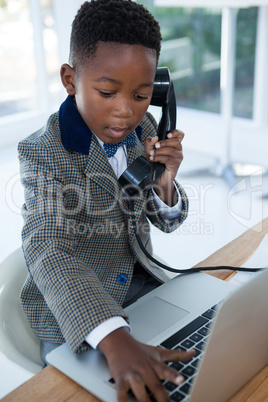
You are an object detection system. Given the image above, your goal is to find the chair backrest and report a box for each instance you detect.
[0,248,43,374]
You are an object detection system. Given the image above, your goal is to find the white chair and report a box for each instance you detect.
[0,248,44,374]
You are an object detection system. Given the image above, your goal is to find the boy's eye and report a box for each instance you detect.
[134,94,149,101]
[99,91,115,97]
[97,90,150,101]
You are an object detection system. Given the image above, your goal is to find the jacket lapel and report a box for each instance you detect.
[126,133,145,166]
[84,135,122,201]
[126,135,151,224]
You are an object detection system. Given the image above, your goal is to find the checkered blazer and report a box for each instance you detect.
[18,99,188,353]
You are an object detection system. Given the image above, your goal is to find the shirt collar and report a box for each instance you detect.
[59,95,142,155]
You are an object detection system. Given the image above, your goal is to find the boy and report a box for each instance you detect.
[18,1,194,400]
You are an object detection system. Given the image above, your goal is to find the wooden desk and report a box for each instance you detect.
[3,218,268,402]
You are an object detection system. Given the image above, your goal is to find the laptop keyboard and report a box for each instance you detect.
[109,305,218,401]
[157,305,218,401]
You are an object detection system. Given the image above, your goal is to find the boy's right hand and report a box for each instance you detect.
[98,327,195,402]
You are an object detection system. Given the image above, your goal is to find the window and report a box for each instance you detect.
[138,1,258,119]
[234,7,258,119]
[0,0,37,117]
[0,0,60,119]
[40,0,61,108]
[158,7,222,114]
[138,1,268,170]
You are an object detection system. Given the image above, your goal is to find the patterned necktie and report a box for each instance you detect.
[103,131,137,158]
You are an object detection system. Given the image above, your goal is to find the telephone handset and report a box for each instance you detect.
[118,68,262,275]
[118,67,176,196]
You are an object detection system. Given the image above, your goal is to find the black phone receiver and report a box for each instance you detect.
[118,70,263,275]
[118,67,177,196]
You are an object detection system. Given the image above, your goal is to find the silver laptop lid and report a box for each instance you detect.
[189,268,268,402]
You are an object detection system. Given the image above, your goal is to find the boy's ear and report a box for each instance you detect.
[60,64,76,95]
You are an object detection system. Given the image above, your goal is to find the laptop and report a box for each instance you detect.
[47,269,268,401]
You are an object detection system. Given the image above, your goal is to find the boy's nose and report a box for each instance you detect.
[112,97,133,118]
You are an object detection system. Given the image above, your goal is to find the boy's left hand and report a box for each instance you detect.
[144,129,184,206]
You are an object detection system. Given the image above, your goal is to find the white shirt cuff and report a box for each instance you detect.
[85,316,131,349]
[152,184,182,222]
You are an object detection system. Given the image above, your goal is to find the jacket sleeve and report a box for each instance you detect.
[18,140,128,353]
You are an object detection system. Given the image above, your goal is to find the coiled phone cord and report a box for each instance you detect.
[129,199,262,275]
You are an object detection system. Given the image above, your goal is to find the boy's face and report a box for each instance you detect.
[61,43,157,144]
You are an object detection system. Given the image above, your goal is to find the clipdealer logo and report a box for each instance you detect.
[227,170,264,231]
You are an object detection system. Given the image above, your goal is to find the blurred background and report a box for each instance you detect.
[0,0,268,397]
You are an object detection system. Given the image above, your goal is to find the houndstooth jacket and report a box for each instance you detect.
[18,95,188,354]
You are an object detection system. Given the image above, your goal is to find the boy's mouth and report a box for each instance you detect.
[108,126,129,138]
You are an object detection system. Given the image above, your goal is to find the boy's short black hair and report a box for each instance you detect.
[69,0,162,72]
